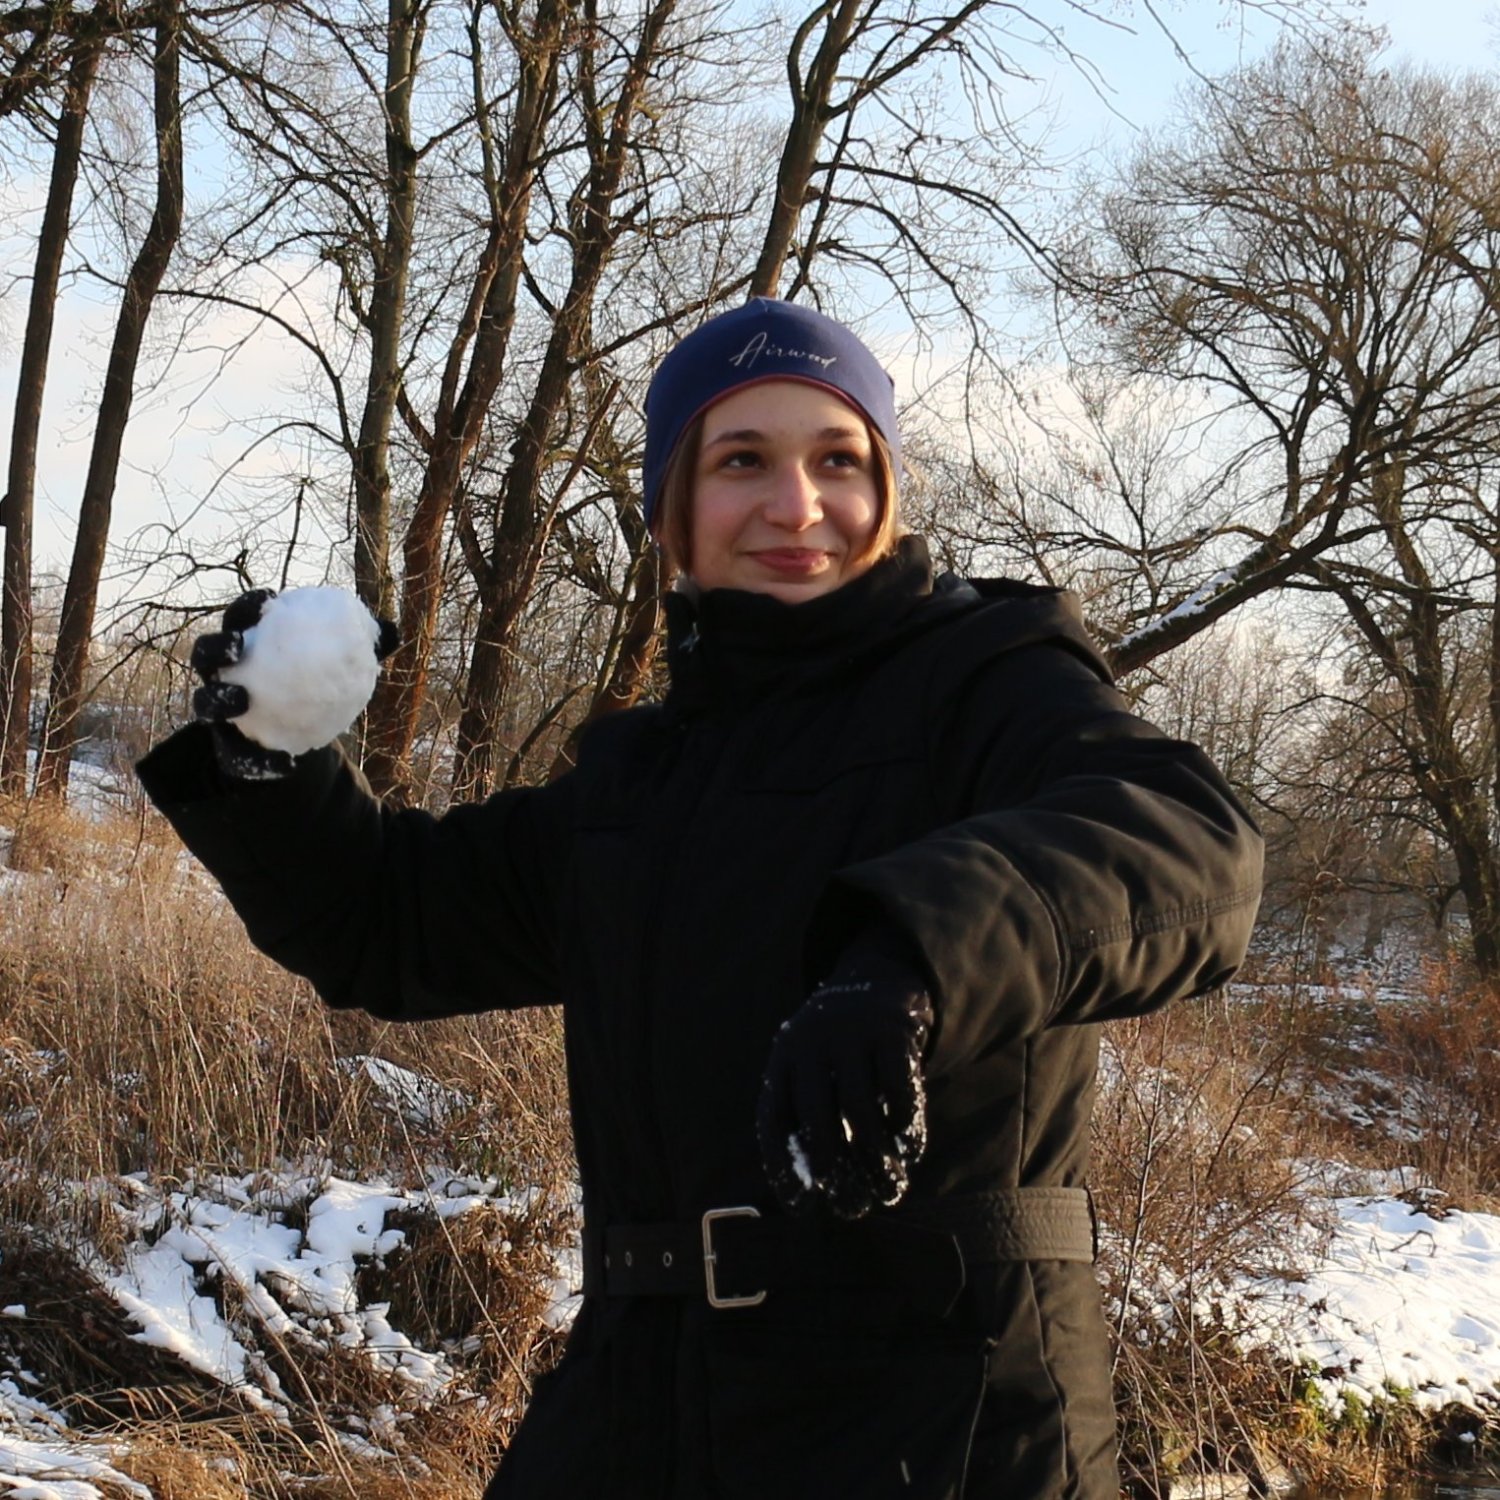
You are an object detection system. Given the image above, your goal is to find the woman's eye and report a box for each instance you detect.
[722,450,761,469]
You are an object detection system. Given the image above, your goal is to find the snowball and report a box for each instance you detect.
[217,588,381,755]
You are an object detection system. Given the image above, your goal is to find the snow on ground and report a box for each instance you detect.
[337,1056,468,1131]
[7,1160,1496,1496]
[99,1171,445,1411]
[0,1434,151,1500]
[0,1376,156,1499]
[1236,1186,1500,1422]
[0,805,1493,1491]
[0,1167,580,1498]
[0,1362,155,1498]
[56,758,134,825]
[5,750,138,823]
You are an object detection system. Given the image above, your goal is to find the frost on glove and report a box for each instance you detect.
[191,587,399,782]
[756,942,934,1220]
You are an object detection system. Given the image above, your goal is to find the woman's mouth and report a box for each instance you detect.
[750,549,831,575]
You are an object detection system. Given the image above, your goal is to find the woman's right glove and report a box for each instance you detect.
[756,946,934,1221]
[191,586,399,781]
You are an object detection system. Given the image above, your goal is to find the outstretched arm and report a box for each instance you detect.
[806,635,1263,1080]
[141,586,567,1020]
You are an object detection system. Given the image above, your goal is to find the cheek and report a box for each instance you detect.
[842,490,882,545]
[691,487,746,553]
[683,489,736,584]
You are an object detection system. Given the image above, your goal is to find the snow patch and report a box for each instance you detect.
[1236,1194,1500,1416]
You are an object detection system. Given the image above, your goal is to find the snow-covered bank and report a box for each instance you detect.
[1239,1188,1500,1424]
[0,1161,580,1498]
[0,807,1493,1495]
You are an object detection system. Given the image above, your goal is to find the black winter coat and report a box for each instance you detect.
[137,538,1264,1500]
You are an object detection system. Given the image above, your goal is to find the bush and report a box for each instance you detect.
[1364,960,1500,1207]
[1093,988,1322,1497]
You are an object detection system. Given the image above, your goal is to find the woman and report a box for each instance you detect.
[138,298,1264,1499]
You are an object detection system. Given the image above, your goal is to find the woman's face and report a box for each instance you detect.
[688,380,882,603]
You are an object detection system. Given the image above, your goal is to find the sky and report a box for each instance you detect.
[1050,0,1495,147]
[0,0,1496,604]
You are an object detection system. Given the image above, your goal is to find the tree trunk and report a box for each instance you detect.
[448,0,677,800]
[450,543,531,802]
[0,40,98,798]
[548,544,664,782]
[1444,808,1500,980]
[1491,533,1500,888]
[360,0,568,802]
[351,0,419,621]
[448,359,583,800]
[35,8,182,800]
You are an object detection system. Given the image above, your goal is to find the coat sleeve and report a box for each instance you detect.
[805,619,1264,1079]
[136,722,569,1020]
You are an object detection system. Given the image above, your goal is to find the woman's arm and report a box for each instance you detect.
[805,630,1264,1080]
[138,723,568,1020]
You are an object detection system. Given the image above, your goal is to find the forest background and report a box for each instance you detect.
[3,0,1500,1495]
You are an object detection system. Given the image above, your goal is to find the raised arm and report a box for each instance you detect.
[138,587,568,1020]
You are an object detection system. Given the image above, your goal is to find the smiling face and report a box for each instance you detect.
[685,380,884,603]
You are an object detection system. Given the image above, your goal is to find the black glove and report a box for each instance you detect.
[190,589,400,782]
[756,944,935,1220]
[191,589,293,781]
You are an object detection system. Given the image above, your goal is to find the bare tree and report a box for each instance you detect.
[0,37,99,796]
[350,0,420,622]
[357,0,582,800]
[35,0,183,799]
[748,0,1030,305]
[3,0,1341,814]
[0,0,127,117]
[444,0,698,801]
[1053,35,1500,971]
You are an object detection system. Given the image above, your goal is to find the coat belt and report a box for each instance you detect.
[581,1187,1096,1317]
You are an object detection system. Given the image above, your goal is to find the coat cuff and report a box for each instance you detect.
[805,837,1065,1079]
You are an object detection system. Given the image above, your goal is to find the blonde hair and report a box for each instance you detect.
[650,412,903,579]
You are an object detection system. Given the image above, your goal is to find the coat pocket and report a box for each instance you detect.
[703,1330,990,1500]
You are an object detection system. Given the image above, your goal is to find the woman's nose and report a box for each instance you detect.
[763,463,822,527]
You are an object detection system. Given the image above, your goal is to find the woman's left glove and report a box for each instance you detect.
[756,946,934,1220]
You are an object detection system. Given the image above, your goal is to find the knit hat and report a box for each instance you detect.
[642,298,901,529]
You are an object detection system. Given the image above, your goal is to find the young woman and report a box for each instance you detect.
[138,298,1263,1500]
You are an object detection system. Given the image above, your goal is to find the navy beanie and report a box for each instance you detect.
[642,298,900,529]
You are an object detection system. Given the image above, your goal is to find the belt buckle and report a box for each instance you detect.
[701,1206,766,1309]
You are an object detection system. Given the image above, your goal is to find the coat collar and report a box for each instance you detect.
[663,535,941,711]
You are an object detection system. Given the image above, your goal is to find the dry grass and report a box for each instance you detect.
[1092,959,1500,1499]
[0,797,571,1191]
[1094,987,1320,1499]
[1361,958,1500,1211]
[0,795,573,1496]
